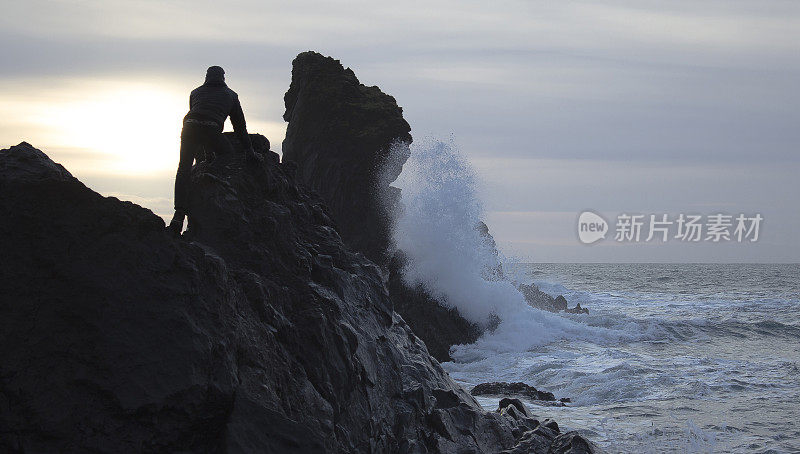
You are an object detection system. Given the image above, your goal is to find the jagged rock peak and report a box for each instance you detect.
[282,51,411,265]
[280,52,483,362]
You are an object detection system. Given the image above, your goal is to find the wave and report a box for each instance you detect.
[388,139,641,359]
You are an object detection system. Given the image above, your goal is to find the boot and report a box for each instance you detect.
[166,209,186,238]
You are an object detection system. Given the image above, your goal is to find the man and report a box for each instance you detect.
[167,65,256,237]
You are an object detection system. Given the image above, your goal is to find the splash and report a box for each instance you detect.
[389,139,505,323]
[387,139,623,360]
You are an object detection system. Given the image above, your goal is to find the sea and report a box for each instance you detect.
[442,263,800,453]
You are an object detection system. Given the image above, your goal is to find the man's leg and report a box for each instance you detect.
[206,129,233,159]
[167,124,199,236]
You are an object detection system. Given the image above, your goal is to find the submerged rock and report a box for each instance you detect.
[554,295,569,312]
[518,282,588,315]
[518,282,558,311]
[565,302,589,314]
[471,382,565,405]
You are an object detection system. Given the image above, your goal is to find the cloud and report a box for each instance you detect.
[2,0,798,262]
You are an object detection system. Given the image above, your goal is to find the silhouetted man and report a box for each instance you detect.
[167,66,255,236]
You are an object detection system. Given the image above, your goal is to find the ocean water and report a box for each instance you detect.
[442,263,800,453]
[387,140,799,452]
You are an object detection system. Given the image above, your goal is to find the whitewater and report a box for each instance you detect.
[388,140,800,453]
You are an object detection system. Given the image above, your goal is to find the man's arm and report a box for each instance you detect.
[229,94,253,152]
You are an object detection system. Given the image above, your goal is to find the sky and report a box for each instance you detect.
[2,0,798,262]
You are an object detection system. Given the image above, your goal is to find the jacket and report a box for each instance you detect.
[188,75,252,150]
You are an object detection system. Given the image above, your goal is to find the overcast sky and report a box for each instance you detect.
[2,0,798,262]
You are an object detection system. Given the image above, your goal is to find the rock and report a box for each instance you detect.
[476,221,504,280]
[282,51,411,266]
[565,303,589,315]
[501,420,601,453]
[498,398,532,418]
[550,431,600,454]
[386,221,506,361]
[227,131,273,161]
[280,51,480,361]
[471,382,565,404]
[279,51,592,362]
[518,282,588,316]
[498,399,540,441]
[541,418,560,433]
[517,282,559,312]
[554,295,568,312]
[0,142,528,453]
[386,255,482,361]
[500,425,556,454]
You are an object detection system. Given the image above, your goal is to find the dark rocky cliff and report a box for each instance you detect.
[282,51,411,266]
[0,142,594,453]
[281,52,482,361]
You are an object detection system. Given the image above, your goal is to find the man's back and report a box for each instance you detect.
[186,66,249,141]
[189,83,238,126]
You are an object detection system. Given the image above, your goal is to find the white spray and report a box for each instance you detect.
[387,139,624,361]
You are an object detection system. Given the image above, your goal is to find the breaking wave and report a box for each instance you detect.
[387,139,640,360]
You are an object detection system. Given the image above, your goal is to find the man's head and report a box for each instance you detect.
[205,66,225,84]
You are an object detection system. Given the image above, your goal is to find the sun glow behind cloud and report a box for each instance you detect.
[1,78,186,175]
